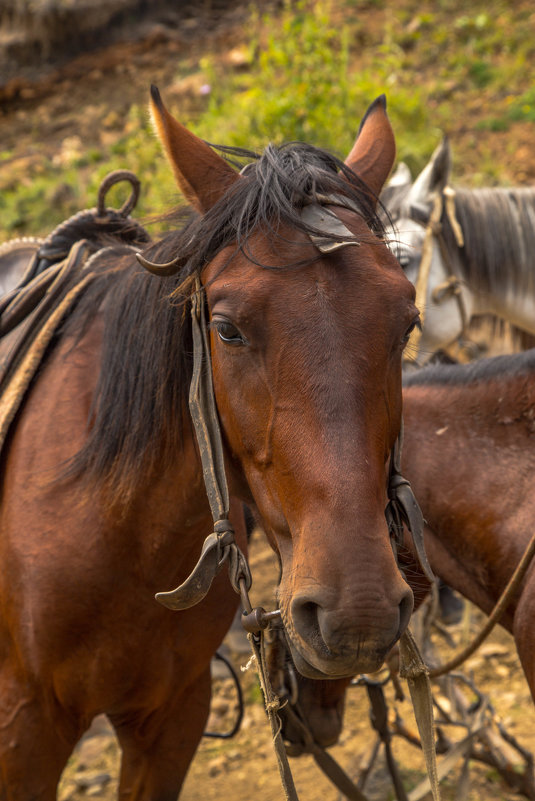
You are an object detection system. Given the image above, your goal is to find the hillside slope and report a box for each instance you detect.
[0,0,534,240]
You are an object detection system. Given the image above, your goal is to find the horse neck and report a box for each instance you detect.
[462,253,535,334]
[476,287,535,336]
[402,363,535,623]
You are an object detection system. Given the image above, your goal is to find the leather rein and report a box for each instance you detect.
[137,195,440,801]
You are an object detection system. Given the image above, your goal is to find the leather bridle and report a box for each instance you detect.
[406,186,468,360]
[152,196,433,616]
[138,195,440,801]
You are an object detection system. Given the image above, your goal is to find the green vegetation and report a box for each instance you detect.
[1,0,534,238]
[196,0,432,164]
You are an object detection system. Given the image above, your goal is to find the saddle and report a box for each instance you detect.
[0,170,150,452]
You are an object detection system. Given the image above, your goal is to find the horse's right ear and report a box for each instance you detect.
[149,85,240,214]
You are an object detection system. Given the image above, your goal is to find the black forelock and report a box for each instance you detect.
[140,140,387,284]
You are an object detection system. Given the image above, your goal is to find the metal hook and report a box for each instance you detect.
[97,170,141,219]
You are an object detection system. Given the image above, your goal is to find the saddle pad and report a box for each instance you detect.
[0,239,97,455]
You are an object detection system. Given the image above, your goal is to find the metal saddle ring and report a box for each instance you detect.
[97,170,141,219]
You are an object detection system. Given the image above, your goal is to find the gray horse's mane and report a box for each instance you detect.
[446,186,535,298]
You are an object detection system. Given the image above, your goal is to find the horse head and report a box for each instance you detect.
[387,138,473,365]
[148,88,418,679]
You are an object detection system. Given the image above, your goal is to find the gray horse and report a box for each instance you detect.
[384,139,535,365]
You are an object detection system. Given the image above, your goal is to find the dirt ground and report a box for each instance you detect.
[0,7,246,164]
[2,6,535,801]
[2,1,535,212]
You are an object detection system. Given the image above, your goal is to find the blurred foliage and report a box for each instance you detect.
[196,0,433,170]
[1,0,534,238]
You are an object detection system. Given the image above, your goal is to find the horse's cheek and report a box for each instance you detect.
[211,354,266,457]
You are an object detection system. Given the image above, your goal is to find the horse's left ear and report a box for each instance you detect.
[343,95,396,205]
[150,85,240,214]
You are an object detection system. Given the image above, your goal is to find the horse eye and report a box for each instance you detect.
[402,317,421,345]
[212,320,245,346]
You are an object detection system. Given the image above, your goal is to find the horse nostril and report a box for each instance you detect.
[291,598,322,646]
[290,585,414,660]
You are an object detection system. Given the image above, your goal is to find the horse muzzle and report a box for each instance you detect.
[284,632,391,680]
[281,586,414,680]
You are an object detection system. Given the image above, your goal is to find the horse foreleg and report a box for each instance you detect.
[111,667,212,801]
[0,667,75,800]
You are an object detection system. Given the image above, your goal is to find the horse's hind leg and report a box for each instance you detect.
[111,668,212,801]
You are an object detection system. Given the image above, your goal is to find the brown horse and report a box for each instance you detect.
[402,351,535,694]
[275,348,535,754]
[0,88,418,799]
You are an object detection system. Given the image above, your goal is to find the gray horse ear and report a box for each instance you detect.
[379,162,413,221]
[387,161,412,189]
[403,137,452,213]
[429,136,452,191]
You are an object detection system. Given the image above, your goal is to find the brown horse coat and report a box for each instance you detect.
[402,352,535,695]
[280,351,535,753]
[0,90,417,799]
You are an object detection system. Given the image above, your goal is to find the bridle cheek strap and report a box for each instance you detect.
[406,185,466,362]
[385,420,434,584]
[155,278,252,612]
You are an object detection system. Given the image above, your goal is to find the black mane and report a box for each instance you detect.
[144,140,385,275]
[441,186,535,298]
[403,348,535,388]
[64,141,385,504]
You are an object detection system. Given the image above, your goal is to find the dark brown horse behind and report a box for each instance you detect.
[0,89,417,799]
[402,351,535,692]
[279,349,535,754]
